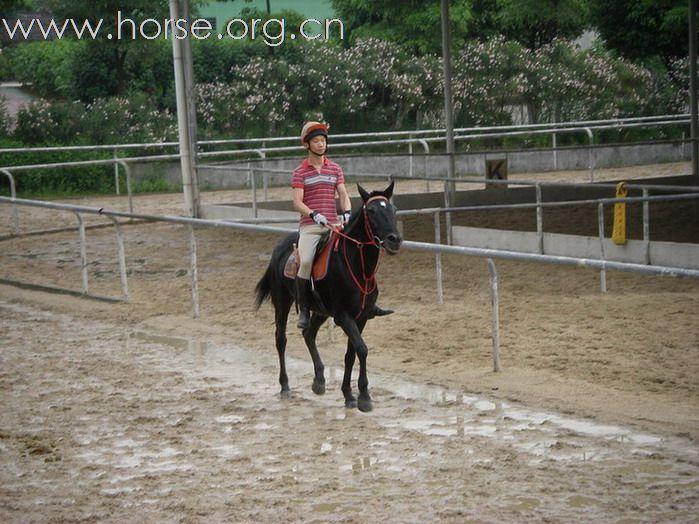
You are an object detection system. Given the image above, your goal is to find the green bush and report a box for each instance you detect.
[8,40,78,98]
[0,137,115,196]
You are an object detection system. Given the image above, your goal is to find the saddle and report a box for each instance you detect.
[283,230,340,282]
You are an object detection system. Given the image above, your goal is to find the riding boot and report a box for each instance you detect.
[367,304,394,319]
[296,277,311,330]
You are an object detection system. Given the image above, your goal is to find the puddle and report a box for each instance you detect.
[65,324,699,467]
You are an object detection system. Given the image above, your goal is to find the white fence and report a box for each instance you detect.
[2,193,699,371]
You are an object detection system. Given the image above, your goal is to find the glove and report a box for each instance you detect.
[310,210,328,226]
[340,211,351,225]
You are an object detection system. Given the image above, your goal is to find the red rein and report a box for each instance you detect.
[329,196,386,319]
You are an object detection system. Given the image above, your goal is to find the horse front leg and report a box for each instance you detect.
[336,314,372,412]
[341,339,357,408]
[303,313,328,395]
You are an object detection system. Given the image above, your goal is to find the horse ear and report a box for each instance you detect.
[384,181,394,199]
[357,184,370,202]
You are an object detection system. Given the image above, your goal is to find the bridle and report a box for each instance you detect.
[326,195,393,318]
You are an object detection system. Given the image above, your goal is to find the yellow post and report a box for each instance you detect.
[612,181,628,245]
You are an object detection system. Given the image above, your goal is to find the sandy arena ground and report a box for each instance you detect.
[1,162,698,522]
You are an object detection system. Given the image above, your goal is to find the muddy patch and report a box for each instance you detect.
[1,300,698,522]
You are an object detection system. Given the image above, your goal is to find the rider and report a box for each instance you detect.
[292,121,351,329]
[292,121,391,329]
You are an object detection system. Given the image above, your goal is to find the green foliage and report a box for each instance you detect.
[589,0,688,64]
[124,39,174,106]
[1,0,689,198]
[8,40,78,97]
[496,0,589,49]
[0,0,32,18]
[0,138,115,197]
[0,49,13,81]
[192,38,259,84]
[330,0,472,54]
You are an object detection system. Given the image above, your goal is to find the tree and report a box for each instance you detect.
[495,0,590,50]
[43,1,172,98]
[0,0,32,19]
[329,0,473,54]
[589,0,688,64]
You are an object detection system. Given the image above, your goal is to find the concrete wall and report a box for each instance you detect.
[451,226,699,269]
[130,141,690,190]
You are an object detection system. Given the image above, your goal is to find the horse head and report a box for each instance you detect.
[356,181,402,255]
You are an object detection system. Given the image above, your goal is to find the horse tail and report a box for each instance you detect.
[254,263,273,310]
[255,232,299,310]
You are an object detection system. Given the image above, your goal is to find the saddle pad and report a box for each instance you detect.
[282,231,339,281]
[312,232,340,281]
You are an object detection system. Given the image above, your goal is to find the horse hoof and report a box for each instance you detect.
[280,389,291,399]
[312,381,326,395]
[345,398,357,409]
[357,399,373,412]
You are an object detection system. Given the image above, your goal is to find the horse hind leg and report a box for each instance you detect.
[303,313,328,395]
[274,295,293,398]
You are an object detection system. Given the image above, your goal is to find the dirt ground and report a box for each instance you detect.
[1,162,698,522]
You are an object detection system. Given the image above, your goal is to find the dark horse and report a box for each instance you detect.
[254,182,402,412]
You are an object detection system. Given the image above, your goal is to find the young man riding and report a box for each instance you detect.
[292,121,391,329]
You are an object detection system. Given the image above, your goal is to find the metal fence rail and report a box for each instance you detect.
[2,194,699,371]
[0,114,689,155]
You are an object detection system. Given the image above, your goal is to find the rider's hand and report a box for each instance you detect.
[340,211,351,225]
[310,210,328,226]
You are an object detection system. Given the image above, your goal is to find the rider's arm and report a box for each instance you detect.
[293,187,313,217]
[336,183,351,213]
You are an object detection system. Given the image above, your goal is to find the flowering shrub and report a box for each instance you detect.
[197,38,444,137]
[7,36,686,144]
[13,94,177,145]
[450,37,657,128]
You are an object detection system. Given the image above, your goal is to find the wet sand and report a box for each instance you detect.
[2,299,698,523]
[1,162,698,521]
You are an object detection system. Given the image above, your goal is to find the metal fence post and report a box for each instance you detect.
[1,168,18,234]
[250,163,258,218]
[643,188,651,264]
[189,225,200,319]
[536,184,544,254]
[74,212,89,295]
[419,140,429,190]
[487,258,501,372]
[598,203,607,293]
[105,215,129,300]
[434,211,444,304]
[113,148,120,196]
[116,160,133,215]
[586,127,595,182]
[262,167,269,202]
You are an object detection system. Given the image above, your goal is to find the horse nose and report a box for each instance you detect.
[386,233,402,245]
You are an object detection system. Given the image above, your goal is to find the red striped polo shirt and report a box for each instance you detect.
[292,157,345,226]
